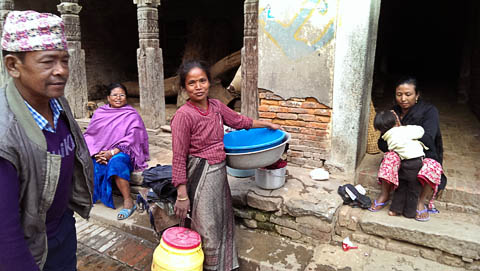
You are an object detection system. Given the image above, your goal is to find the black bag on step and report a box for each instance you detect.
[337,184,371,209]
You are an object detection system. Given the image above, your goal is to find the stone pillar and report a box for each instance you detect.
[328,0,381,177]
[241,0,259,119]
[57,0,88,118]
[0,0,14,85]
[134,0,165,129]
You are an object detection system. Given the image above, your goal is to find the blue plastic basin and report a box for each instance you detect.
[224,128,286,153]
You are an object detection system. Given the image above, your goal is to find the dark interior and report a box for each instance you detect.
[372,0,480,118]
[80,0,244,100]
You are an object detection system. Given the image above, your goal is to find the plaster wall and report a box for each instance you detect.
[328,0,380,175]
[258,0,336,107]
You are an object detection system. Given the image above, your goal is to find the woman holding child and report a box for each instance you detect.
[370,77,446,222]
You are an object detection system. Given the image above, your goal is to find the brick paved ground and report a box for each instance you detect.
[76,216,156,271]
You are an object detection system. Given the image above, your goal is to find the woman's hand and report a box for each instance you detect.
[267,122,282,130]
[174,184,190,219]
[252,119,283,130]
[94,151,108,164]
[174,198,190,219]
[390,110,401,126]
[94,150,115,164]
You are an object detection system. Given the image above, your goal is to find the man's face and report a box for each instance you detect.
[13,50,69,101]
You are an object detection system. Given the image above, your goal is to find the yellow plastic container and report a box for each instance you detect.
[151,227,204,271]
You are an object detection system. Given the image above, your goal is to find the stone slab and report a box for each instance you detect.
[89,196,161,244]
[236,226,314,271]
[229,166,345,222]
[360,208,480,260]
[305,243,465,271]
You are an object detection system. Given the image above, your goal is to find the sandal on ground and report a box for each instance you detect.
[117,204,137,220]
[415,208,430,222]
[368,200,388,212]
[428,207,440,214]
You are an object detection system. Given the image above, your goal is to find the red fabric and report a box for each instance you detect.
[418,158,443,209]
[264,159,287,169]
[377,152,401,189]
[171,99,253,187]
[377,153,443,210]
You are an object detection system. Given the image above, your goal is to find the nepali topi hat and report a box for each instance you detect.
[1,10,68,52]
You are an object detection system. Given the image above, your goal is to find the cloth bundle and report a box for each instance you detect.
[141,164,176,203]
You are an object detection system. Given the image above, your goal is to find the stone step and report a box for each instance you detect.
[236,226,466,271]
[236,227,314,271]
[86,197,478,270]
[356,153,480,214]
[337,205,480,269]
[88,195,175,244]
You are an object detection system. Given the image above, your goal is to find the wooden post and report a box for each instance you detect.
[57,0,88,118]
[0,0,14,85]
[241,0,259,119]
[134,0,165,129]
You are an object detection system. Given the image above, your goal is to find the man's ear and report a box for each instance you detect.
[4,55,21,78]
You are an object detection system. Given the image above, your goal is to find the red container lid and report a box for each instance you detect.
[162,227,201,250]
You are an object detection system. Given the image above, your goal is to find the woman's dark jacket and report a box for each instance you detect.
[378,99,447,189]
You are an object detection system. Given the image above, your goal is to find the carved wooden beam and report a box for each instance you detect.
[241,0,259,119]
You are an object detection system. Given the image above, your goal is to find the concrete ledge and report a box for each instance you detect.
[359,209,480,260]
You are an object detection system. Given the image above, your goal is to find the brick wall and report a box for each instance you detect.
[258,90,332,168]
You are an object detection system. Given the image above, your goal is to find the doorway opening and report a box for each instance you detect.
[372,0,467,107]
[368,0,480,204]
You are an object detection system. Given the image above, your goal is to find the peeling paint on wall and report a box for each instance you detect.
[259,0,335,60]
[258,0,337,107]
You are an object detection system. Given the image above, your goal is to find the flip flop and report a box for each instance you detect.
[117,204,137,220]
[368,200,388,212]
[415,208,430,222]
[428,207,440,214]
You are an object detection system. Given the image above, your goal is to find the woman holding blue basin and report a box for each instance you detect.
[171,60,280,270]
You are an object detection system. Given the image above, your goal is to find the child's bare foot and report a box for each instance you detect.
[388,210,400,216]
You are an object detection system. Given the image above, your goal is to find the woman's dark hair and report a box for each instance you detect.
[106,82,128,96]
[374,110,397,134]
[395,76,418,94]
[177,60,211,88]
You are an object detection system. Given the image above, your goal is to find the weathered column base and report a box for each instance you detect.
[65,48,88,118]
[137,47,166,129]
[58,1,88,119]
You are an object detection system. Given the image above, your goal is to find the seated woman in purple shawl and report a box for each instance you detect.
[84,83,149,220]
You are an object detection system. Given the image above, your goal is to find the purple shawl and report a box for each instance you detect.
[84,104,149,171]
